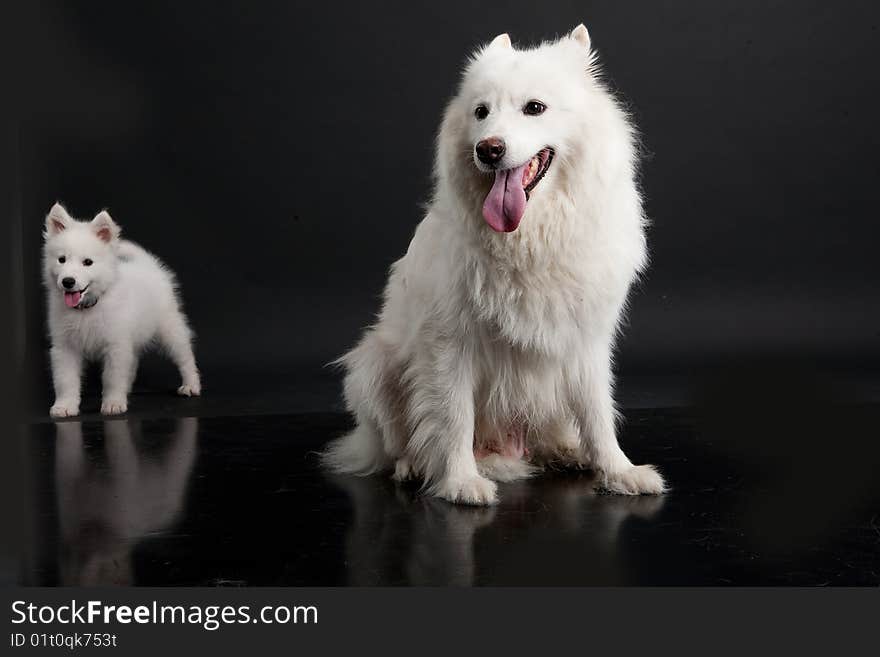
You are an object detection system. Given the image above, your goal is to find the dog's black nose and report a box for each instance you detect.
[62,277,75,290]
[475,137,506,165]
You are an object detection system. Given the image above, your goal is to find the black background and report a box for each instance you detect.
[11,0,880,413]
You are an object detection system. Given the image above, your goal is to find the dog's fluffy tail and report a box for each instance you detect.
[321,425,387,475]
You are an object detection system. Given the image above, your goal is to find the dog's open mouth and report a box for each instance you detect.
[63,286,89,309]
[482,147,554,233]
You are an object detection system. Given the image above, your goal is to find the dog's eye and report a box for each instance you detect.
[83,258,93,267]
[523,100,546,116]
[474,105,489,120]
[58,256,66,264]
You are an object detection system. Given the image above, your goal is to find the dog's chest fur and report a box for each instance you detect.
[456,250,586,426]
[49,302,116,357]
[463,235,589,360]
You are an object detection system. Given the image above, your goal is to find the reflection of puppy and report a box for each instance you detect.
[43,203,201,417]
[325,25,664,505]
[55,418,198,585]
[330,471,663,585]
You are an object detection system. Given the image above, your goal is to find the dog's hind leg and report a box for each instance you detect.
[324,332,402,475]
[474,420,537,482]
[529,416,590,470]
[158,309,201,397]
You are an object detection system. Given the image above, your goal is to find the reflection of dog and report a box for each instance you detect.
[54,418,198,585]
[330,472,663,585]
[43,203,201,417]
[326,25,664,505]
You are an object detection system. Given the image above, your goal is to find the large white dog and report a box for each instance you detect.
[325,25,665,505]
[43,203,201,417]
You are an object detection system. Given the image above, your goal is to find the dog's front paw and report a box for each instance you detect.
[434,474,498,506]
[50,401,80,418]
[100,398,128,416]
[392,456,416,482]
[601,464,666,495]
[177,382,201,397]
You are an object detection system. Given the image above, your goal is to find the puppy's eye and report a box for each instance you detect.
[83,259,93,267]
[58,256,66,264]
[523,100,546,116]
[474,105,489,120]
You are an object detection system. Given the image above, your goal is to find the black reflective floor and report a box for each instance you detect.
[18,401,880,586]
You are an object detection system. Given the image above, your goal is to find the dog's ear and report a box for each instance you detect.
[570,23,591,49]
[91,210,121,243]
[488,33,512,50]
[45,202,72,237]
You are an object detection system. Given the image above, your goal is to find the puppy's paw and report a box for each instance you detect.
[50,401,80,418]
[601,464,666,495]
[100,398,128,416]
[434,474,498,506]
[537,445,591,471]
[177,382,201,397]
[392,456,416,482]
[477,454,537,482]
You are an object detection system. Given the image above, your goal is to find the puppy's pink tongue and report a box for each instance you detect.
[64,291,81,308]
[482,163,529,232]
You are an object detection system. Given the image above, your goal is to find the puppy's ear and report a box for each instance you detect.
[570,23,591,49]
[91,210,121,243]
[45,202,72,237]
[488,33,512,50]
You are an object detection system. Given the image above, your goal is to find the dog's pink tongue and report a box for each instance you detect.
[482,163,529,232]
[64,291,81,308]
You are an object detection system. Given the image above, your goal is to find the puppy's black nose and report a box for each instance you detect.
[62,277,75,290]
[475,137,506,165]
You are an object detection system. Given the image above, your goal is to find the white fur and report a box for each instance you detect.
[324,25,665,504]
[43,203,201,417]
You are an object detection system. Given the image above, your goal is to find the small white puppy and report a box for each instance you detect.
[325,25,665,505]
[43,203,201,417]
